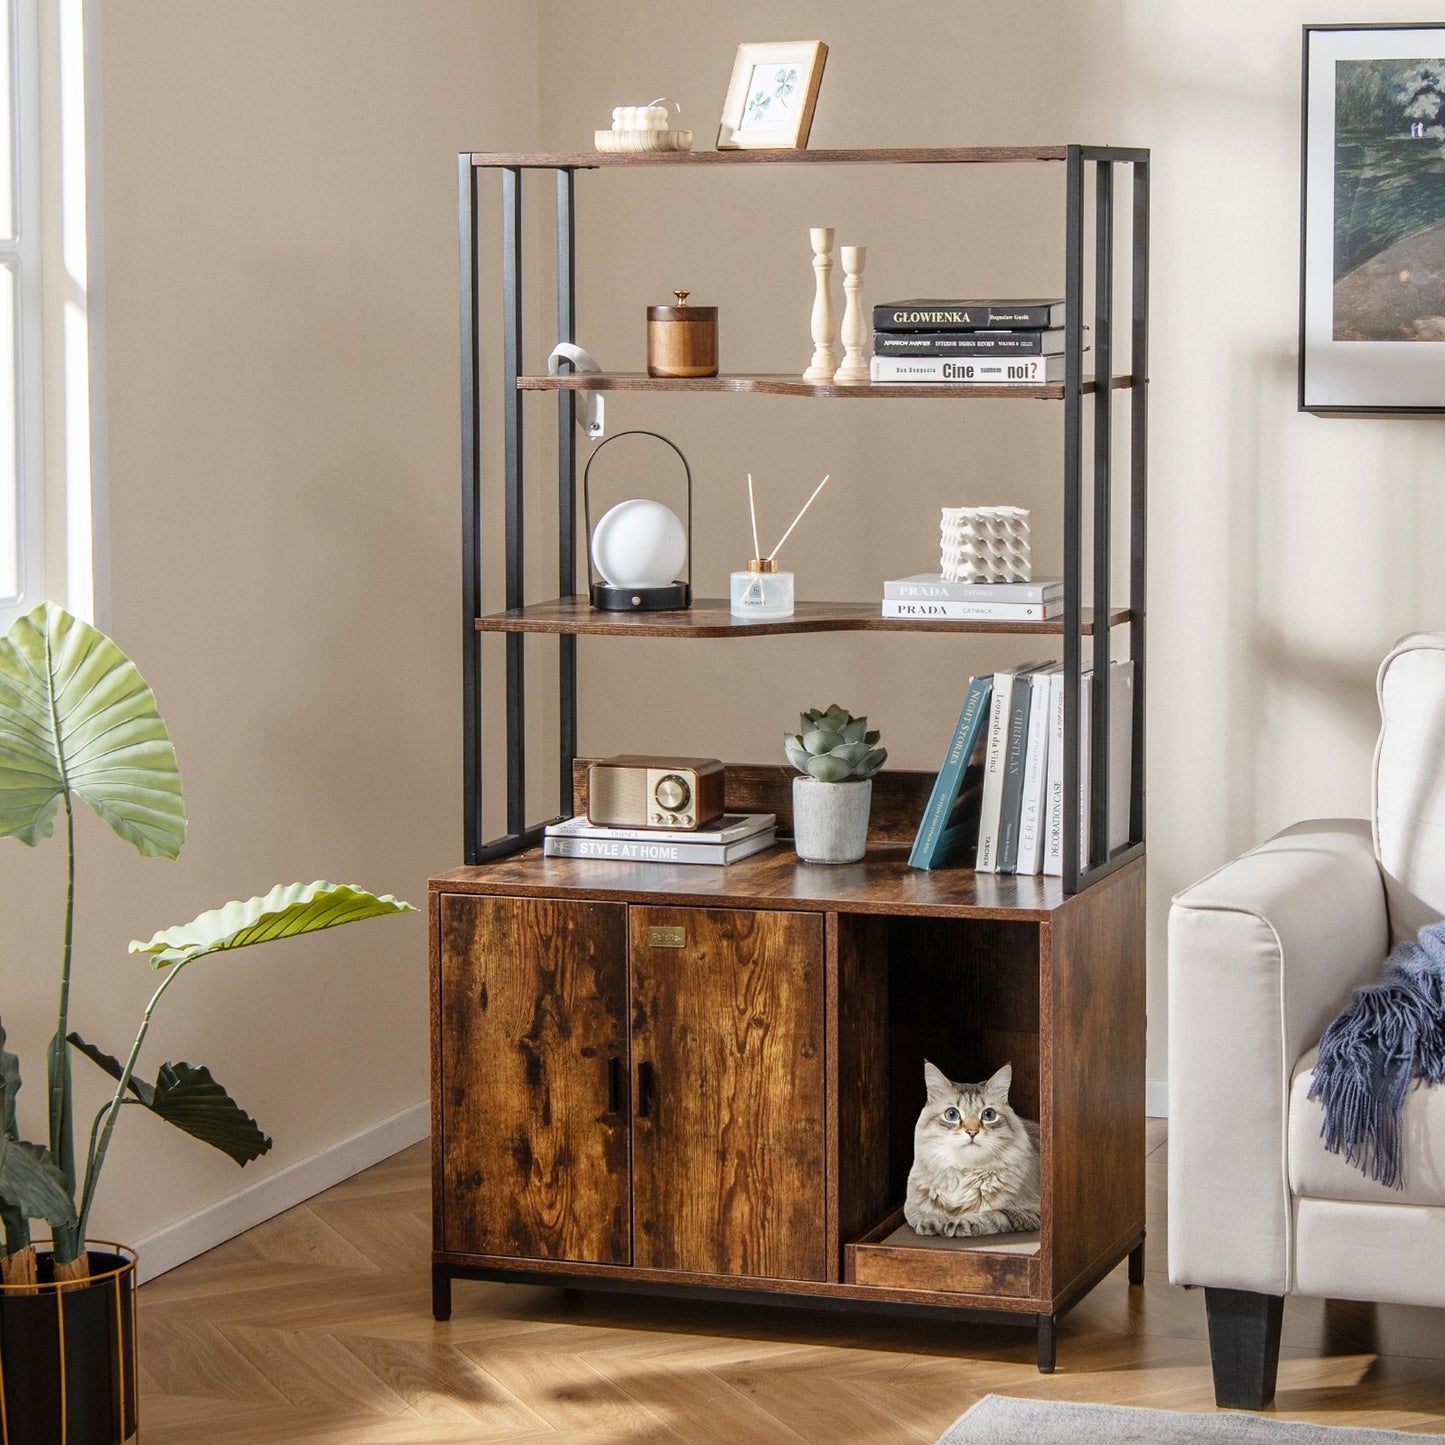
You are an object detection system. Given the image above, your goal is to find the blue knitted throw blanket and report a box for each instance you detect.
[1308,917,1445,1188]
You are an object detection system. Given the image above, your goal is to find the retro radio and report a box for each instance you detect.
[586,756,724,830]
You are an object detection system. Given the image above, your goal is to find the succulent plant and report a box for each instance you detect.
[785,703,887,783]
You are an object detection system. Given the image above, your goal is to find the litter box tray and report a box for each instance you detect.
[846,1206,1040,1298]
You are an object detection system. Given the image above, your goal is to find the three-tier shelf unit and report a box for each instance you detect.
[430,143,1149,1372]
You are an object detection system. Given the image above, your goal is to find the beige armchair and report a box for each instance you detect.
[1168,633,1445,1408]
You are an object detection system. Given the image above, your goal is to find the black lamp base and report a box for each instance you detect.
[590,582,692,612]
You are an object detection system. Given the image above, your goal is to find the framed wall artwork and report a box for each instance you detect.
[1301,23,1445,412]
[717,41,827,151]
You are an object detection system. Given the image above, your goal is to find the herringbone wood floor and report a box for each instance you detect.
[136,1122,1445,1442]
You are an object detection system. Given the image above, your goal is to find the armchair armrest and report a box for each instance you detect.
[1167,819,1388,1295]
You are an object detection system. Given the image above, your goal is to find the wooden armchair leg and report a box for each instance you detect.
[1204,1287,1283,1409]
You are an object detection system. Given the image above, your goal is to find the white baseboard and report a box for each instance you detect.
[132,1099,429,1284]
[1146,1080,1168,1118]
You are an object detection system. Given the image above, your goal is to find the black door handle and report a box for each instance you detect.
[637,1060,656,1118]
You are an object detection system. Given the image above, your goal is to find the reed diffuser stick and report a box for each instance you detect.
[767,474,830,562]
[748,473,762,560]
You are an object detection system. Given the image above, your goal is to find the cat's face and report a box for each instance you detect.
[914,1061,1023,1165]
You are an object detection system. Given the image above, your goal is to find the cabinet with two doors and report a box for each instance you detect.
[431,144,1149,1371]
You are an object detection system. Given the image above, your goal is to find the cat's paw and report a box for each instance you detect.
[943,1217,987,1237]
[909,1216,942,1236]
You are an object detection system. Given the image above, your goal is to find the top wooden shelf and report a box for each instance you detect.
[469,145,1076,169]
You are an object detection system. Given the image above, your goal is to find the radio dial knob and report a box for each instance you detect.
[654,774,691,812]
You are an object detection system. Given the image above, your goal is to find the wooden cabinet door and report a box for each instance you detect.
[438,894,630,1265]
[629,906,828,1282]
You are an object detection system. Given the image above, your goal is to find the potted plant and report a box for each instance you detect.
[784,703,887,864]
[0,602,413,1444]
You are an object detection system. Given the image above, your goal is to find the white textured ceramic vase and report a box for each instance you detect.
[792,777,872,864]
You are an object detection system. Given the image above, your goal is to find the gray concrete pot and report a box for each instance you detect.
[791,776,872,863]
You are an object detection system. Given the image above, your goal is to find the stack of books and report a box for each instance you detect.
[882,573,1063,622]
[908,660,1133,874]
[869,298,1067,385]
[543,812,777,866]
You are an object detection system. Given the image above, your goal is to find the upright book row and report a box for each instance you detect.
[908,660,1134,875]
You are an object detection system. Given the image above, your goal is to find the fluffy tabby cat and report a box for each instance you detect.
[904,1061,1041,1238]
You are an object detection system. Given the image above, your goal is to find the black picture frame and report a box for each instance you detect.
[1300,22,1445,413]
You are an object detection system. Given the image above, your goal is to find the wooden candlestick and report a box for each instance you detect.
[834,245,870,385]
[802,227,837,383]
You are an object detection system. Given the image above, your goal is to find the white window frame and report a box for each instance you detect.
[0,0,43,631]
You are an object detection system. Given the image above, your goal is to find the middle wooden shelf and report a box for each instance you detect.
[475,597,1129,637]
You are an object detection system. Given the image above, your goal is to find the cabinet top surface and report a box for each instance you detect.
[429,845,1135,919]
[468,144,1147,170]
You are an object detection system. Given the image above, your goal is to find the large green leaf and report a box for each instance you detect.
[0,603,186,856]
[129,879,414,969]
[70,1036,271,1166]
[0,1135,76,1228]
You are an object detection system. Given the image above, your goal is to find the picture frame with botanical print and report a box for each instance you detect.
[1301,23,1445,412]
[717,41,828,151]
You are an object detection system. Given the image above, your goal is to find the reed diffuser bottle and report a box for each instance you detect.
[730,471,831,620]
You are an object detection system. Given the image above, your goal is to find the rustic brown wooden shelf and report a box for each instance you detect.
[475,597,1127,637]
[518,371,1134,400]
[471,145,1072,169]
[434,844,1080,920]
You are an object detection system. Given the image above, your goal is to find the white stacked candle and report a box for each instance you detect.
[612,104,671,132]
[939,506,1031,583]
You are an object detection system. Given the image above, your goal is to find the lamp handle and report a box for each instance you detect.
[581,430,694,595]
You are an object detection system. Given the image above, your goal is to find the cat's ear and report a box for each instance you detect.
[983,1062,1013,1105]
[923,1060,953,1103]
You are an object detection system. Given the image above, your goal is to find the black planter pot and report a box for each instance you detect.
[0,1246,138,1444]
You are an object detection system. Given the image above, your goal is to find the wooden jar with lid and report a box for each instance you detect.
[647,291,718,378]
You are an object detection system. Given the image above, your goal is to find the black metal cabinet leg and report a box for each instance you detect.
[1204,1287,1283,1409]
[433,1264,453,1322]
[1128,1237,1145,1285]
[1036,1313,1057,1373]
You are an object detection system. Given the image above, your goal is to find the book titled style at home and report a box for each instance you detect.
[872,298,1066,331]
[870,355,1066,385]
[543,829,776,866]
[908,674,993,870]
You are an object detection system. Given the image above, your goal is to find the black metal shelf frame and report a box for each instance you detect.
[459,145,1149,893]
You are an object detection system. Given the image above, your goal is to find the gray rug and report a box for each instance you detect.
[936,1394,1430,1443]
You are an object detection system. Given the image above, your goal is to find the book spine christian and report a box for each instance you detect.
[872,301,1065,331]
[907,674,993,870]
[870,355,1065,384]
[973,670,1017,874]
[872,330,1063,357]
[543,831,775,865]
[883,576,1063,603]
[881,598,1061,621]
[995,676,1035,873]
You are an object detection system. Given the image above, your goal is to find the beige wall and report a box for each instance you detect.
[1,2,538,1254]
[6,0,1441,1260]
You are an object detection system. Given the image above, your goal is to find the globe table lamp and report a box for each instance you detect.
[584,430,693,611]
